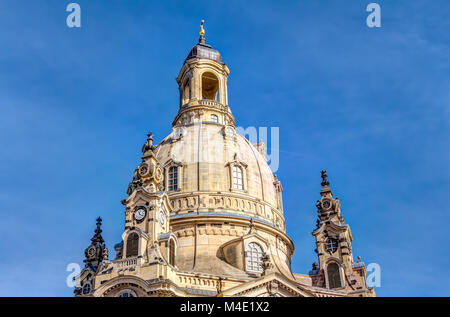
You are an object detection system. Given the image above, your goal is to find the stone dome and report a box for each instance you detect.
[154,123,285,231]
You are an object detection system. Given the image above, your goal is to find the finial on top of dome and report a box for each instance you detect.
[91,217,104,244]
[199,19,206,44]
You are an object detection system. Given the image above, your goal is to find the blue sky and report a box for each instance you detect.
[0,0,449,296]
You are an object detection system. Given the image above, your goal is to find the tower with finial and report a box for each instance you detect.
[83,217,108,272]
[311,170,372,294]
[74,217,109,296]
[115,130,174,271]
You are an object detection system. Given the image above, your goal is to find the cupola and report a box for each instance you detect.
[174,20,234,127]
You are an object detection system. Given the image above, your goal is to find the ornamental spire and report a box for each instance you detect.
[91,217,104,244]
[83,217,108,273]
[320,169,332,196]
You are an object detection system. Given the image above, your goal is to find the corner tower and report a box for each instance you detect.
[310,170,376,296]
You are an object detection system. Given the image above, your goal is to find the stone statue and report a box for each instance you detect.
[321,169,329,186]
[142,131,155,154]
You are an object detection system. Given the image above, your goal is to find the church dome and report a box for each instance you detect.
[146,22,293,278]
[154,123,285,231]
[185,42,222,63]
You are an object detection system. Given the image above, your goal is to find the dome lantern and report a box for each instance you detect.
[174,20,233,127]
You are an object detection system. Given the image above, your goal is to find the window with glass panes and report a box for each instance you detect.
[126,233,139,257]
[246,242,263,271]
[233,166,243,190]
[168,167,178,191]
[169,239,175,266]
[327,263,342,289]
[326,238,338,253]
[82,283,91,295]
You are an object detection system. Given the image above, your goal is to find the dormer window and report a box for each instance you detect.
[164,160,183,192]
[227,159,247,192]
[246,243,263,272]
[168,166,178,191]
[232,166,243,190]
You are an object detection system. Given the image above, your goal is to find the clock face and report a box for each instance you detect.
[139,164,149,177]
[86,246,96,258]
[134,208,146,222]
[322,200,331,209]
[159,210,165,225]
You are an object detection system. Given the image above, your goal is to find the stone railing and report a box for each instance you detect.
[176,272,242,292]
[198,99,228,111]
[114,257,137,268]
[352,262,365,269]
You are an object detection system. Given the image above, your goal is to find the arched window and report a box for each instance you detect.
[327,263,342,289]
[201,72,219,100]
[233,165,243,190]
[182,78,190,105]
[168,166,178,191]
[246,242,263,272]
[210,114,218,123]
[117,289,137,297]
[126,233,139,257]
[169,239,175,266]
